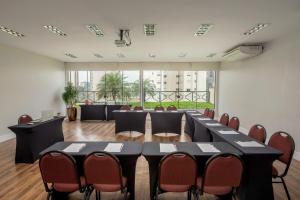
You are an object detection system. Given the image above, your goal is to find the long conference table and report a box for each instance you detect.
[40,141,142,200]
[113,110,184,134]
[80,104,124,121]
[185,111,282,200]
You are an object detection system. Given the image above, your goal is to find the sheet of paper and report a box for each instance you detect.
[170,110,178,112]
[235,141,264,147]
[156,110,163,112]
[205,123,222,126]
[197,118,211,121]
[160,143,177,153]
[191,113,202,116]
[218,130,239,135]
[120,110,127,112]
[197,143,220,152]
[187,111,197,113]
[136,110,143,112]
[104,143,124,152]
[63,143,86,153]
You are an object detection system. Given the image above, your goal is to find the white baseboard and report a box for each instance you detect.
[0,132,15,143]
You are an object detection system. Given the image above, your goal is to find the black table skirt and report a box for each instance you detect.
[8,117,65,163]
[106,105,123,120]
[80,105,106,121]
[40,142,142,200]
[113,111,148,134]
[149,111,184,134]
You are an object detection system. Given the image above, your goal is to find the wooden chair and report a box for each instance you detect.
[167,105,177,111]
[154,105,165,111]
[207,110,215,119]
[18,114,33,124]
[248,124,267,143]
[228,117,240,131]
[219,113,229,126]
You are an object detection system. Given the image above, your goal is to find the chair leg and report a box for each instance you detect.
[187,190,191,200]
[123,188,128,200]
[96,191,101,200]
[155,187,159,200]
[281,177,291,200]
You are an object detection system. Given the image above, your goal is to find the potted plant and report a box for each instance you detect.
[62,82,78,121]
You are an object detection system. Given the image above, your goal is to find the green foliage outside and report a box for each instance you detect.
[130,101,214,109]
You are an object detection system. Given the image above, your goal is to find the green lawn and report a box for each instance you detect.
[130,101,214,109]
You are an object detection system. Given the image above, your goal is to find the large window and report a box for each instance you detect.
[66,69,215,109]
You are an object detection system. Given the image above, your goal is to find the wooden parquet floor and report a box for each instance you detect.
[0,120,299,200]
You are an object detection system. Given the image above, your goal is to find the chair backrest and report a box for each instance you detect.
[248,124,267,143]
[18,114,33,124]
[208,110,215,119]
[167,105,177,111]
[39,151,81,189]
[202,153,243,191]
[159,152,197,191]
[84,99,93,105]
[134,106,144,111]
[228,117,240,131]
[219,113,229,126]
[268,132,295,176]
[203,108,210,116]
[154,105,165,111]
[84,152,123,188]
[120,105,131,111]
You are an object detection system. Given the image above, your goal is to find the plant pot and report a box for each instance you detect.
[67,107,77,121]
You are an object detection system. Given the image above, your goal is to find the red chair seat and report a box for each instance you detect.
[160,184,191,192]
[94,176,127,192]
[197,177,232,195]
[272,166,279,178]
[53,176,86,193]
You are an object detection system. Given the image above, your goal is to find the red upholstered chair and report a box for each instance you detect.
[268,132,295,200]
[207,110,215,119]
[228,117,240,131]
[134,106,144,111]
[18,114,33,124]
[120,105,131,111]
[84,99,93,105]
[219,113,229,126]
[39,151,85,199]
[167,105,177,111]
[197,153,243,199]
[248,124,267,143]
[83,152,128,200]
[154,105,165,111]
[203,108,210,117]
[157,152,197,200]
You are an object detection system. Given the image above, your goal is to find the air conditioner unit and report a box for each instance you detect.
[223,45,263,61]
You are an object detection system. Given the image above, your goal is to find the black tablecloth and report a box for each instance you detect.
[149,111,184,134]
[106,105,123,120]
[8,116,65,163]
[184,111,202,138]
[113,111,148,134]
[142,142,242,200]
[80,105,106,121]
[192,116,282,200]
[40,141,142,200]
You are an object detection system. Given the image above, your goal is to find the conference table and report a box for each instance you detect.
[188,112,282,200]
[113,110,148,134]
[142,141,242,200]
[40,141,142,200]
[106,105,123,120]
[80,104,106,121]
[149,110,184,134]
[8,116,65,163]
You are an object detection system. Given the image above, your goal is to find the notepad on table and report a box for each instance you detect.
[187,111,197,113]
[218,130,239,135]
[191,113,201,116]
[120,110,127,112]
[197,118,211,121]
[170,110,178,112]
[197,143,220,152]
[160,143,177,153]
[156,110,163,112]
[104,143,124,152]
[235,141,264,147]
[63,143,86,153]
[136,110,143,112]
[205,123,222,126]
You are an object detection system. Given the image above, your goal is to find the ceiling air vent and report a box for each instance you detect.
[223,45,263,61]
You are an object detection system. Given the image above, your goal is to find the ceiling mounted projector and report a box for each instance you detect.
[115,29,131,47]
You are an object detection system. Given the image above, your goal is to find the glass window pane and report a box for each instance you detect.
[90,71,106,103]
[104,71,122,104]
[143,70,161,108]
[122,70,140,106]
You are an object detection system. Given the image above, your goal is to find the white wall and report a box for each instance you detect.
[0,43,65,142]
[218,29,300,159]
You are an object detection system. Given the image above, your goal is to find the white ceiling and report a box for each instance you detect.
[0,0,300,62]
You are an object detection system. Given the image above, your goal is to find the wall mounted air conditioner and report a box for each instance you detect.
[223,45,263,61]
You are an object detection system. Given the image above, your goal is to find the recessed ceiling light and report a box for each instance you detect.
[0,25,25,37]
[86,24,104,37]
[149,53,156,58]
[117,53,125,58]
[178,52,187,58]
[144,24,156,36]
[65,53,77,58]
[243,23,270,36]
[43,25,67,36]
[94,53,103,58]
[207,53,216,58]
[194,24,214,36]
